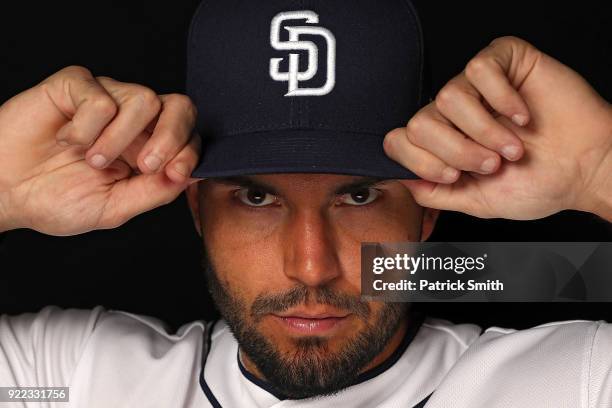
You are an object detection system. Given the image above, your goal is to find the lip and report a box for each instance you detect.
[275,310,350,319]
[271,310,351,335]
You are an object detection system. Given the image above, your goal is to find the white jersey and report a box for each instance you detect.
[0,306,610,408]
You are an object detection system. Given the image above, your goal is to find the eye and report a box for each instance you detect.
[235,188,278,207]
[338,188,381,206]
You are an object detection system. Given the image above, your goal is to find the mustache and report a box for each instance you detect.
[250,285,370,323]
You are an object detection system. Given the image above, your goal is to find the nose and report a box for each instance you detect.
[282,209,342,288]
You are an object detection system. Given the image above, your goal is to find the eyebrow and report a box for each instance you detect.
[209,176,280,195]
[333,177,390,195]
[208,175,390,196]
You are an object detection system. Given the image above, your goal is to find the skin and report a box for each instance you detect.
[384,37,612,221]
[0,66,201,235]
[0,36,609,389]
[185,174,438,385]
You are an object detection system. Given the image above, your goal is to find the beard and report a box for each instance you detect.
[202,254,408,400]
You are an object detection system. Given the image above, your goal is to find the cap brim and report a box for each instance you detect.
[191,129,419,179]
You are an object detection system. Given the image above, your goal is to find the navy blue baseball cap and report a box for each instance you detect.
[187,0,426,179]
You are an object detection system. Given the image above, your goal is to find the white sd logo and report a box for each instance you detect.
[269,10,336,97]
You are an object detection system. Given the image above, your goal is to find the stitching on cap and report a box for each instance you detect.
[187,0,212,49]
[398,0,425,107]
[186,0,212,95]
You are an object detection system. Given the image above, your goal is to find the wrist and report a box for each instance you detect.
[575,106,612,221]
[0,193,17,233]
[578,159,612,221]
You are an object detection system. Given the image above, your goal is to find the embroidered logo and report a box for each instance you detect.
[269,11,336,97]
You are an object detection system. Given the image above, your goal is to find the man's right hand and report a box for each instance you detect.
[0,66,202,236]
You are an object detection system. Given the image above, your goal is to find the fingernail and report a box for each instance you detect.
[144,154,162,172]
[57,139,70,147]
[512,114,528,126]
[480,157,498,173]
[442,167,459,182]
[174,163,189,177]
[501,145,521,161]
[90,154,107,169]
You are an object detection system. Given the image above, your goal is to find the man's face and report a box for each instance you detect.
[187,174,436,398]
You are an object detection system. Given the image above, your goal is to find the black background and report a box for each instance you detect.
[0,1,610,330]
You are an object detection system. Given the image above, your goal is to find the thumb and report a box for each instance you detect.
[188,177,205,186]
[399,178,483,217]
[100,171,190,228]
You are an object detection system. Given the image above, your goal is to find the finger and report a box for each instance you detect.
[165,132,203,184]
[85,77,162,170]
[399,177,489,217]
[465,37,534,126]
[45,66,118,146]
[383,128,461,184]
[136,94,197,174]
[435,78,524,161]
[406,108,501,174]
[118,130,150,169]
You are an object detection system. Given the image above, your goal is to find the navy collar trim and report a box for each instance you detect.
[199,320,222,408]
[199,314,427,407]
[237,351,289,400]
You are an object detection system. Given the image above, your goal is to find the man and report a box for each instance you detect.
[0,0,610,407]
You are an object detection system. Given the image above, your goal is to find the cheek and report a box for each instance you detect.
[201,188,282,252]
[332,198,422,290]
[334,197,421,244]
[364,301,388,327]
[205,209,281,248]
[202,203,285,307]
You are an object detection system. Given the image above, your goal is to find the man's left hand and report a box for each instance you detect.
[384,36,612,221]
